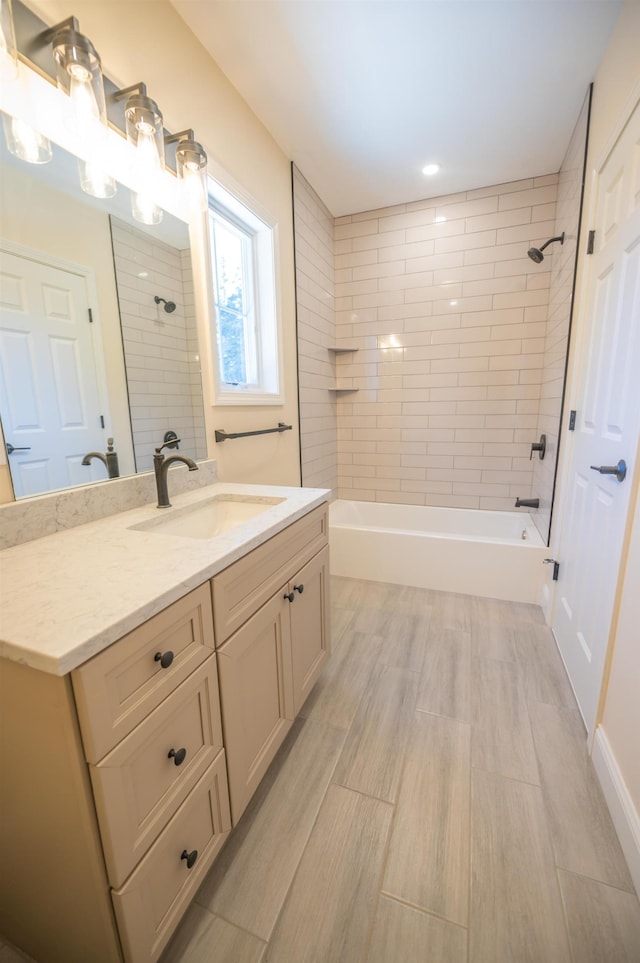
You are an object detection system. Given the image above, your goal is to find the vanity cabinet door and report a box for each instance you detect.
[90,656,223,888]
[287,545,331,714]
[217,590,294,824]
[112,752,231,963]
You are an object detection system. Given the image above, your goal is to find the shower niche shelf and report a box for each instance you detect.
[328,343,359,354]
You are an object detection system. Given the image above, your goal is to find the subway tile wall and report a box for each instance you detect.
[532,92,591,541]
[293,167,338,495]
[334,176,558,509]
[111,218,207,473]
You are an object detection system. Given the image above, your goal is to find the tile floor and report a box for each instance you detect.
[2,577,639,963]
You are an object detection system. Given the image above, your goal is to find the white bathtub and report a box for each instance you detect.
[329,500,547,604]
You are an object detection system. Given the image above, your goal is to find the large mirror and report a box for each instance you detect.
[0,123,207,503]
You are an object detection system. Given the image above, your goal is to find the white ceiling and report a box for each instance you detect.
[171,0,622,216]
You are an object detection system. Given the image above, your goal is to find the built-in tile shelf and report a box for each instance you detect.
[328,384,359,393]
[328,344,359,354]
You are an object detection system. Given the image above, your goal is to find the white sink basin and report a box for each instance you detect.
[129,495,285,540]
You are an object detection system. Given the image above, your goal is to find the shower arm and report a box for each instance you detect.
[538,234,565,253]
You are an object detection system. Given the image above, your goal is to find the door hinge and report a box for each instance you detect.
[544,558,560,581]
[587,230,595,255]
[88,308,94,323]
[568,409,576,431]
[100,415,105,428]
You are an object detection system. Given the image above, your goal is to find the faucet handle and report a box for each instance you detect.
[155,438,182,454]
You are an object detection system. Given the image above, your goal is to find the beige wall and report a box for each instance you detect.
[333,177,557,510]
[26,0,301,487]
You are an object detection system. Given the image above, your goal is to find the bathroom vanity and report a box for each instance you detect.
[0,483,330,963]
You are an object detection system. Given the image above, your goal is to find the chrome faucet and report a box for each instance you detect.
[153,439,198,508]
[82,438,120,478]
[515,497,539,509]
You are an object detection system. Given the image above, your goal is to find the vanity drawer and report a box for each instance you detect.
[72,584,215,763]
[112,752,231,963]
[90,656,223,888]
[212,503,328,644]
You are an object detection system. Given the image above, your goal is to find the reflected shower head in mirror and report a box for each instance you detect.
[527,232,565,263]
[154,295,176,313]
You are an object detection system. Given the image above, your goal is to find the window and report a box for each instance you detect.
[207,178,282,405]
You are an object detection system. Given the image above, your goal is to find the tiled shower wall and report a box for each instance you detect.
[111,218,207,473]
[532,91,591,540]
[333,176,558,510]
[293,167,338,494]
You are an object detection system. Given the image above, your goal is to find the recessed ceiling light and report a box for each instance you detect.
[422,163,440,176]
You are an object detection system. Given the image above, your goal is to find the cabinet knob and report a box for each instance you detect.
[181,848,198,869]
[154,650,174,669]
[294,584,304,594]
[168,747,187,766]
[284,591,295,603]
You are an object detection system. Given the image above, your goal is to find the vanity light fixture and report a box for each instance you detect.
[0,0,52,163]
[166,129,208,213]
[114,82,164,225]
[46,16,115,198]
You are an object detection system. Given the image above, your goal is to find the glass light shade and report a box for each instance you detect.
[78,157,116,198]
[52,28,106,132]
[176,139,208,213]
[131,190,162,226]
[124,95,165,170]
[0,0,18,82]
[2,112,52,164]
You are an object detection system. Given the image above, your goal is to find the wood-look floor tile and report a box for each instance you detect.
[365,895,467,963]
[161,905,265,963]
[299,631,384,730]
[196,717,346,941]
[262,784,392,963]
[417,627,471,722]
[330,606,355,648]
[471,657,539,784]
[528,701,634,890]
[470,769,571,962]
[332,663,418,803]
[559,869,640,963]
[350,609,429,672]
[514,624,577,708]
[0,945,37,963]
[432,592,473,633]
[383,712,470,926]
[470,601,518,661]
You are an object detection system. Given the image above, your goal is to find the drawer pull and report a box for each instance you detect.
[154,650,174,669]
[294,583,304,594]
[284,591,295,603]
[181,848,198,869]
[168,747,187,766]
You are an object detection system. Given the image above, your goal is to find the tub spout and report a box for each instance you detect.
[515,497,539,509]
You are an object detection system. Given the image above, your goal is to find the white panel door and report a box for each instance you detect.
[0,247,107,497]
[552,96,640,735]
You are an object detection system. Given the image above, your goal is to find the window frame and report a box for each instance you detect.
[206,175,283,407]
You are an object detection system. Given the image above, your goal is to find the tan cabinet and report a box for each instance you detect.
[213,514,330,825]
[1,503,329,963]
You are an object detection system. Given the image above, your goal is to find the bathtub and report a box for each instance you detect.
[329,500,547,604]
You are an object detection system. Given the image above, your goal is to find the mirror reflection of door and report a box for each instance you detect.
[0,243,110,497]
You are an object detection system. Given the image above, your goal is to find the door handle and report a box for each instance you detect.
[590,460,627,482]
[6,443,31,455]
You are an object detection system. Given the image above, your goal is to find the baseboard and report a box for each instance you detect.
[591,726,640,897]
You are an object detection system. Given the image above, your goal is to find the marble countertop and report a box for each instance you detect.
[0,483,329,676]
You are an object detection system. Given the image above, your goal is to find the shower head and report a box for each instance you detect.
[154,296,177,313]
[527,233,565,264]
